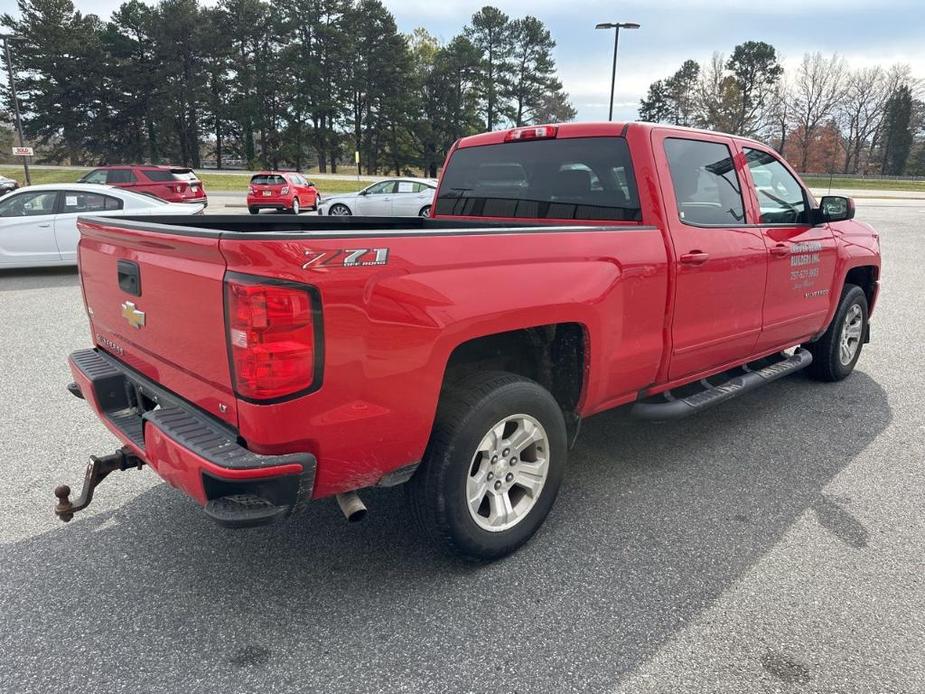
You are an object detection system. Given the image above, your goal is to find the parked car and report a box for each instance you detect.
[78,165,207,206]
[247,171,319,214]
[0,183,205,269]
[0,175,19,194]
[319,178,437,217]
[58,122,880,561]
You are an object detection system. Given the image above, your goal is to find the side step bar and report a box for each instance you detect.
[631,349,813,421]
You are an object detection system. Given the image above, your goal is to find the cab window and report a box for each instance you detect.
[744,148,808,224]
[664,138,745,226]
[0,190,59,217]
[435,136,641,221]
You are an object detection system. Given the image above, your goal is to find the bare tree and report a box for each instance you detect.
[790,52,846,171]
[765,76,793,154]
[837,66,888,173]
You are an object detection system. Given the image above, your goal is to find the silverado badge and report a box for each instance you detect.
[121,301,146,329]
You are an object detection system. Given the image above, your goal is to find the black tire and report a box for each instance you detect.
[407,372,567,561]
[804,284,868,382]
[248,206,259,215]
[329,203,351,216]
[419,205,431,218]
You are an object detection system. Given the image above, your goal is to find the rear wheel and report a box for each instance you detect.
[291,197,301,215]
[407,372,567,560]
[804,284,868,381]
[329,203,351,216]
[248,206,259,215]
[419,205,431,218]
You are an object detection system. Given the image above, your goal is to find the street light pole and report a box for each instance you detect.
[595,21,640,122]
[1,35,31,186]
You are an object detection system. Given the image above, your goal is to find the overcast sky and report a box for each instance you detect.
[2,0,923,121]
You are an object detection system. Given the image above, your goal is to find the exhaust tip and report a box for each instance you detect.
[335,492,367,523]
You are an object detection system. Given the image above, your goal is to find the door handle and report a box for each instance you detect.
[769,243,789,257]
[38,223,51,228]
[680,251,710,265]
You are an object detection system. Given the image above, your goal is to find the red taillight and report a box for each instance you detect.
[225,277,320,400]
[281,186,290,195]
[504,126,558,142]
[175,183,187,193]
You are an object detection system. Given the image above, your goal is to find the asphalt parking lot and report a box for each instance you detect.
[0,201,922,693]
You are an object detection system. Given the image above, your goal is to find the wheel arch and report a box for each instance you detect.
[440,323,589,445]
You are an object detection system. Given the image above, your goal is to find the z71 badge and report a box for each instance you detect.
[302,248,389,269]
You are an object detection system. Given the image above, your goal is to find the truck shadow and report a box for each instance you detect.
[0,266,79,292]
[1,371,889,693]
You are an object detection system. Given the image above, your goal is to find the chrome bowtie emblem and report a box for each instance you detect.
[121,301,146,329]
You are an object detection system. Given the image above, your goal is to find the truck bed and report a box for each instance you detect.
[79,214,567,238]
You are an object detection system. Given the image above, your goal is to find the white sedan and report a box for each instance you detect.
[0,183,205,269]
[319,178,437,217]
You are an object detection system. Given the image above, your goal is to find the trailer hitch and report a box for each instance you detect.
[54,447,145,522]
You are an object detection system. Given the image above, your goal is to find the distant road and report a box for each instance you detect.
[2,162,382,182]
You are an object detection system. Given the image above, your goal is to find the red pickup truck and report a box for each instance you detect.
[57,122,880,560]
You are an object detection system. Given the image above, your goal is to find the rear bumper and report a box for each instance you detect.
[246,196,291,209]
[68,348,316,521]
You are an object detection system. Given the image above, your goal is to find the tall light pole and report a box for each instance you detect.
[1,34,31,186]
[595,21,640,122]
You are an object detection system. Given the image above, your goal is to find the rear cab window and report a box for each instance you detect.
[436,136,641,221]
[663,138,745,226]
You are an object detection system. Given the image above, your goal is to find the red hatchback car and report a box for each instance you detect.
[79,165,207,205]
[247,172,320,214]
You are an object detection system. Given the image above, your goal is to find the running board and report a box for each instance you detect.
[631,349,813,421]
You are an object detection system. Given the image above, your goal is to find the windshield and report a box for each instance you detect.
[436,136,641,221]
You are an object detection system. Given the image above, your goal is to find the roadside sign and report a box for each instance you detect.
[12,146,33,156]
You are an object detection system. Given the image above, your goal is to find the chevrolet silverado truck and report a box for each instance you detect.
[56,122,881,560]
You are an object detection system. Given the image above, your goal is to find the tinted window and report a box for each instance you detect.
[60,192,122,213]
[106,169,136,184]
[0,190,58,217]
[664,138,745,226]
[250,174,286,186]
[80,170,108,185]
[436,137,641,221]
[744,148,808,224]
[144,170,177,182]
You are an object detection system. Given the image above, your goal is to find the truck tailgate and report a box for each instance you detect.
[77,218,237,427]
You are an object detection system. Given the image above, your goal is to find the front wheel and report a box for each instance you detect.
[329,203,351,216]
[407,372,567,560]
[804,284,868,381]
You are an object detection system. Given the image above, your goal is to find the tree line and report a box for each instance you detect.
[0,0,576,174]
[639,42,925,175]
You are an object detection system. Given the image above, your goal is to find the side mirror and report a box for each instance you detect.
[307,181,315,188]
[818,195,855,223]
[358,189,368,196]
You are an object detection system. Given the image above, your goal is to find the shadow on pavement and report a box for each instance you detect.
[0,371,890,693]
[0,266,79,292]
